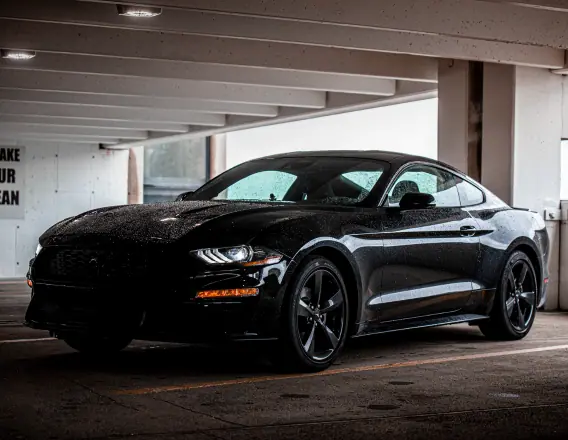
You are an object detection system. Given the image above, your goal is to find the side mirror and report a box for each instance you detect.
[175,191,194,202]
[399,192,436,210]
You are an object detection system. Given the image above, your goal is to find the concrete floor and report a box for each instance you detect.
[2,282,568,440]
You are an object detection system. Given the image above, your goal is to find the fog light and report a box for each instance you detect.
[196,288,259,299]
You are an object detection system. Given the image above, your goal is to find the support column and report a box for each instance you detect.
[209,134,227,179]
[480,65,563,310]
[513,67,563,310]
[437,59,483,180]
[561,201,568,310]
[439,62,563,309]
[127,146,144,204]
[481,64,515,204]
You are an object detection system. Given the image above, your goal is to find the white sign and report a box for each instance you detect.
[0,146,25,219]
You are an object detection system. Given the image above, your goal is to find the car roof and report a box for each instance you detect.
[258,150,463,175]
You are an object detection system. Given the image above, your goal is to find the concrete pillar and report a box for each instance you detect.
[479,65,563,310]
[561,201,568,310]
[437,59,483,180]
[513,67,563,311]
[481,64,515,205]
[210,134,227,178]
[439,62,563,309]
[127,146,144,204]
[512,68,563,216]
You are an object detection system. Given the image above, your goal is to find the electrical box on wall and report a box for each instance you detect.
[544,207,563,221]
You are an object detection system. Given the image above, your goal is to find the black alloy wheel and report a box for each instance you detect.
[505,259,537,332]
[296,268,346,362]
[274,256,349,372]
[479,250,537,340]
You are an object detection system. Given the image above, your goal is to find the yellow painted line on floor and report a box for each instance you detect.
[0,337,57,345]
[117,344,568,396]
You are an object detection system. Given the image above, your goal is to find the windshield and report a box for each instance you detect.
[191,156,388,205]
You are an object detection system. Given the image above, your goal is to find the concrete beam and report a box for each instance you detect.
[0,101,227,126]
[0,19,439,82]
[484,0,568,11]
[3,0,562,69]
[83,0,568,50]
[0,134,119,144]
[0,138,107,147]
[0,89,278,117]
[0,69,325,109]
[273,83,438,121]
[0,114,189,133]
[0,53,398,96]
[0,123,149,139]
[106,84,438,150]
[0,133,119,146]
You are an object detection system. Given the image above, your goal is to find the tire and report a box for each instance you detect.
[63,334,132,355]
[271,256,349,372]
[479,250,538,340]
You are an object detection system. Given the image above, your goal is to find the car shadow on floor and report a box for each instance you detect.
[8,324,491,381]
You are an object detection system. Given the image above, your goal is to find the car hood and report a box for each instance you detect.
[41,200,316,246]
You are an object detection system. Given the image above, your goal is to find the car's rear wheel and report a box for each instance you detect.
[62,334,132,355]
[479,250,537,340]
[273,256,349,372]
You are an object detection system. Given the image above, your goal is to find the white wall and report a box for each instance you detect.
[0,142,128,279]
[225,99,438,168]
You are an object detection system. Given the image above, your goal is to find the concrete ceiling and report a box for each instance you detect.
[0,0,565,149]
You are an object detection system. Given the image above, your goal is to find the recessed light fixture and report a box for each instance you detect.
[1,49,37,60]
[116,4,163,17]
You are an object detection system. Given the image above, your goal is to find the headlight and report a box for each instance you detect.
[192,245,282,266]
[35,243,42,256]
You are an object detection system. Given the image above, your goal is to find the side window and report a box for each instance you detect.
[456,178,485,206]
[386,165,460,208]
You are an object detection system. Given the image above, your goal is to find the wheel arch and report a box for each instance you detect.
[291,241,362,336]
[504,239,543,303]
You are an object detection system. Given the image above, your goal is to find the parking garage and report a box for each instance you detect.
[2,1,568,438]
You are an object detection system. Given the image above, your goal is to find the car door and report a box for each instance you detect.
[373,163,481,322]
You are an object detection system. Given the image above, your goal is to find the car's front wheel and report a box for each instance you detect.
[479,250,538,340]
[62,334,132,355]
[273,256,349,372]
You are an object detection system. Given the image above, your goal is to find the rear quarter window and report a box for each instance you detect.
[456,178,485,206]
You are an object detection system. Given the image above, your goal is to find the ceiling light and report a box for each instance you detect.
[116,4,162,17]
[1,49,36,60]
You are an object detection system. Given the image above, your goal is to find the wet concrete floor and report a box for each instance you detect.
[2,282,568,439]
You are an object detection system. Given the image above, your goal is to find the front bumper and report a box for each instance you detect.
[25,263,289,342]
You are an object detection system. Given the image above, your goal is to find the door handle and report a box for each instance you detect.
[460,225,477,237]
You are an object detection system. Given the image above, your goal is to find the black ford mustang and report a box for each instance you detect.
[25,151,549,371]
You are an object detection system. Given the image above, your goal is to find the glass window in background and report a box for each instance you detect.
[143,138,209,203]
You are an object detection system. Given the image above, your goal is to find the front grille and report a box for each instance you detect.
[34,247,156,284]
